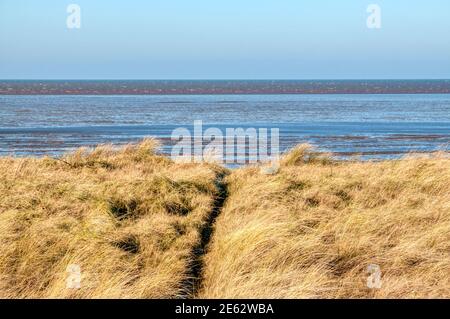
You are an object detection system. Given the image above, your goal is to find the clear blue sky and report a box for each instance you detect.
[0,0,449,79]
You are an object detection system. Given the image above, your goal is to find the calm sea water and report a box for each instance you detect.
[0,94,449,160]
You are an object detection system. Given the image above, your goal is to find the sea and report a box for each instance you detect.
[1,80,449,161]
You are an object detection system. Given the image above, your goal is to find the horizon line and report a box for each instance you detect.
[1,79,450,82]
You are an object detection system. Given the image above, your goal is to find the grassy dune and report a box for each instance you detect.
[1,141,449,298]
[0,140,224,298]
[200,146,450,298]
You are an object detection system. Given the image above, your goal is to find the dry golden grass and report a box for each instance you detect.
[200,145,450,299]
[1,141,449,299]
[0,139,225,298]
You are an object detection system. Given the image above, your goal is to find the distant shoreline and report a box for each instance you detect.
[1,80,450,95]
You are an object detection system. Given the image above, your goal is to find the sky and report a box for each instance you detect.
[0,0,449,79]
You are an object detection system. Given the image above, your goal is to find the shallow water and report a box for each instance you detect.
[0,94,449,160]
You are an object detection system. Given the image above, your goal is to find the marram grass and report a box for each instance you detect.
[0,141,449,298]
[0,139,224,298]
[200,145,450,298]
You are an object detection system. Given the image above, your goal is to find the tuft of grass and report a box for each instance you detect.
[199,147,450,299]
[1,142,449,299]
[0,139,225,298]
[107,197,139,221]
[280,144,332,167]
